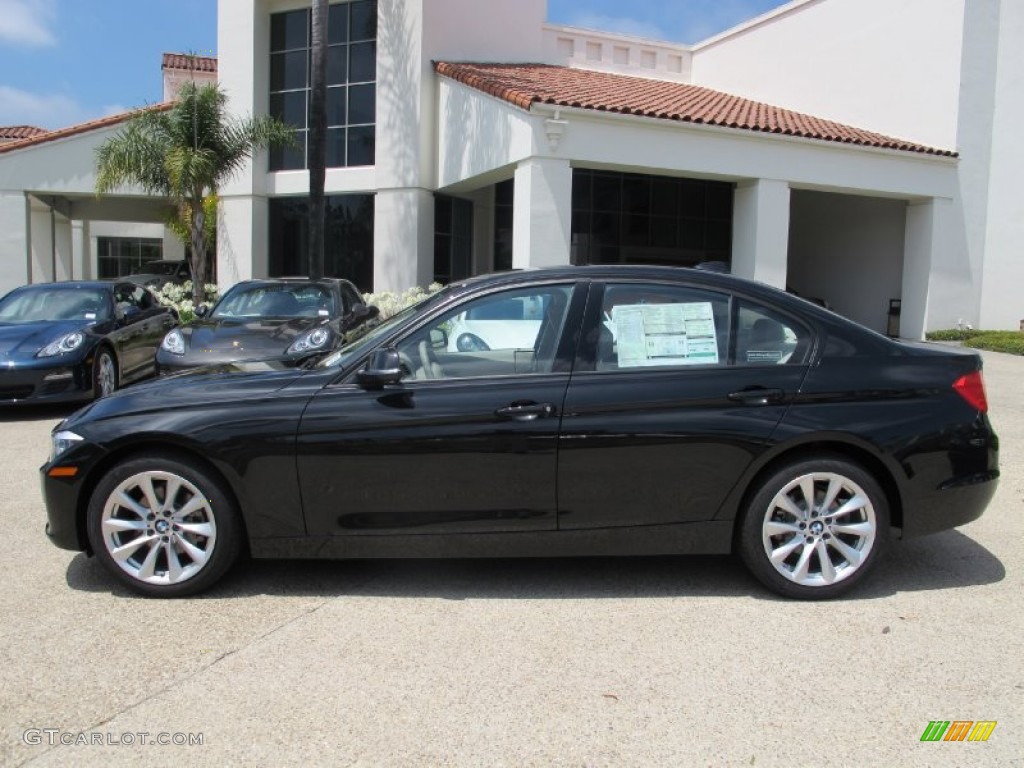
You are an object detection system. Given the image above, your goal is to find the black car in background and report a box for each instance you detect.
[156,277,377,373]
[126,260,193,291]
[42,266,998,599]
[0,281,177,404]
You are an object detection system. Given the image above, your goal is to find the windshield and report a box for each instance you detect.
[211,283,335,319]
[134,261,182,276]
[0,286,110,324]
[316,288,451,369]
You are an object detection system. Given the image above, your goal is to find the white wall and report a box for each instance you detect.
[691,0,965,150]
[788,190,906,333]
[976,0,1024,329]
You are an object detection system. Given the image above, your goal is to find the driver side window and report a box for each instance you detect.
[394,285,573,381]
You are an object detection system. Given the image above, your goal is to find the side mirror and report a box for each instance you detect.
[356,348,404,390]
[430,328,448,350]
[343,302,381,331]
[194,305,210,319]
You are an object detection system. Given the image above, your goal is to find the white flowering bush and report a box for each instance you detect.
[362,282,444,320]
[155,281,220,323]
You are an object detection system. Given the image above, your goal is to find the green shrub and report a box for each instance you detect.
[926,328,1024,355]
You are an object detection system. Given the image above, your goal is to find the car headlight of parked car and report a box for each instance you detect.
[287,326,332,355]
[50,429,84,461]
[161,328,186,355]
[37,331,85,358]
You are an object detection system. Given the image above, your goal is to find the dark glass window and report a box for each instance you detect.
[268,195,375,290]
[571,170,734,268]
[434,195,473,284]
[493,179,514,272]
[96,237,164,278]
[269,1,377,171]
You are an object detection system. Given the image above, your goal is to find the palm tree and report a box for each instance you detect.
[308,0,329,280]
[95,82,293,305]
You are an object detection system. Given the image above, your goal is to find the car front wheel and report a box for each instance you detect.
[86,454,241,597]
[738,457,888,599]
[93,348,117,398]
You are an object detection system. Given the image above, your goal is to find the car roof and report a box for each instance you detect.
[12,280,114,291]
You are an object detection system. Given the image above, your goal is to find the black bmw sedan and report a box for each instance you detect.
[42,266,999,599]
[0,281,177,404]
[156,277,377,373]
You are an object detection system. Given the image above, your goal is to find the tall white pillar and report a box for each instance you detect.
[218,195,268,292]
[902,197,953,340]
[731,179,790,288]
[374,188,434,292]
[512,157,572,269]
[0,192,30,294]
[72,221,91,280]
[53,213,73,281]
[29,204,53,283]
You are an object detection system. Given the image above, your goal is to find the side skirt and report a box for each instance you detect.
[249,521,735,560]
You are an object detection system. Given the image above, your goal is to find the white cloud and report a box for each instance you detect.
[564,12,668,42]
[0,0,57,47]
[0,84,92,129]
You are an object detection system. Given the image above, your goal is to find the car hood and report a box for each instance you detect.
[183,317,328,356]
[0,320,94,360]
[64,360,325,428]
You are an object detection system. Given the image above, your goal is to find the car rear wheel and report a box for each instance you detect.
[738,457,888,599]
[93,348,117,398]
[86,454,241,597]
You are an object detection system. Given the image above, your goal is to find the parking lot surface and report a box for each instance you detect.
[1,351,1021,767]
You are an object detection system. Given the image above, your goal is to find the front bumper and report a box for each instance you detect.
[0,359,93,405]
[41,439,108,553]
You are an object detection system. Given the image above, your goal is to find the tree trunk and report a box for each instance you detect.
[191,196,207,306]
[308,0,328,279]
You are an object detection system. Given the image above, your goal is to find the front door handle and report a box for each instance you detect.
[727,388,785,406]
[496,402,557,421]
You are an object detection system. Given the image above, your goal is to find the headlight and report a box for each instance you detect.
[161,328,185,355]
[37,331,85,358]
[287,326,332,355]
[51,430,84,461]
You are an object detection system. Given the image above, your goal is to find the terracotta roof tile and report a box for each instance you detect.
[0,125,47,141]
[162,53,218,73]
[0,104,172,155]
[434,62,955,157]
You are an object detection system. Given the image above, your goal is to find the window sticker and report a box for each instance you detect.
[610,302,719,367]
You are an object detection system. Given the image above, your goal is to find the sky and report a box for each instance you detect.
[0,0,789,131]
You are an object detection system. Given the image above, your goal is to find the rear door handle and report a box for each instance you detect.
[496,402,557,421]
[727,388,785,406]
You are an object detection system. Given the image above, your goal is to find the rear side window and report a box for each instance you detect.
[735,301,810,365]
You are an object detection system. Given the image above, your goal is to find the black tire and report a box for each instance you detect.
[737,456,889,599]
[86,453,242,597]
[93,347,118,399]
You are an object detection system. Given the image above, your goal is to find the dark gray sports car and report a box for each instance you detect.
[156,277,377,373]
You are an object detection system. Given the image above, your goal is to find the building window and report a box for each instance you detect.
[571,170,733,268]
[434,195,473,284]
[269,0,377,171]
[493,179,514,272]
[268,195,375,291]
[96,237,163,278]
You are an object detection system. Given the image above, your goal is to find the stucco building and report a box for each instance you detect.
[1,0,1020,337]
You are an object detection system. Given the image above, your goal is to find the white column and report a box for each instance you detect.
[0,193,30,295]
[29,203,53,283]
[731,179,790,288]
[374,188,434,292]
[162,229,186,263]
[902,197,953,340]
[512,157,572,269]
[72,220,91,279]
[217,195,268,292]
[53,213,73,281]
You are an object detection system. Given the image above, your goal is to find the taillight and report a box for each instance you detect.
[953,370,988,413]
